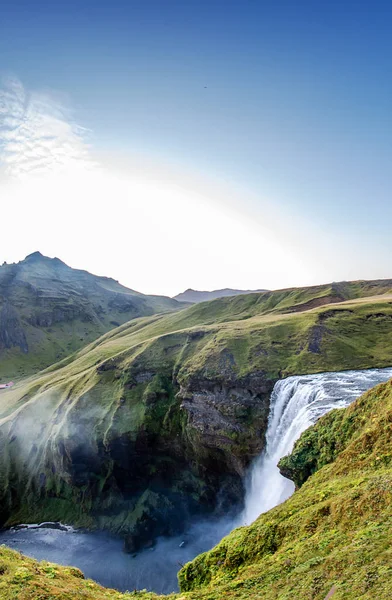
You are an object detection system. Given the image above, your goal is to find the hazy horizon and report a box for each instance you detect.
[2,1,392,296]
[5,248,391,301]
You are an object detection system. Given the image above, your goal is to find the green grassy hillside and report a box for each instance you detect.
[173,287,268,303]
[3,375,392,599]
[1,279,392,551]
[178,378,392,600]
[0,252,183,379]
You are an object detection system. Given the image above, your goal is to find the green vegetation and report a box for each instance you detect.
[1,274,392,596]
[0,544,157,599]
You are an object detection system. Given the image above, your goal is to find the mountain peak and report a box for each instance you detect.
[25,251,45,262]
[0,253,182,378]
[23,252,67,268]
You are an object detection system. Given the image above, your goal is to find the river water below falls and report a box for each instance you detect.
[0,519,231,594]
[1,367,392,593]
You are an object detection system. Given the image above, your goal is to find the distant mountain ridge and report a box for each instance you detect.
[173,287,268,303]
[0,251,183,378]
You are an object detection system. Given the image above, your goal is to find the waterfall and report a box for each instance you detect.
[240,367,392,525]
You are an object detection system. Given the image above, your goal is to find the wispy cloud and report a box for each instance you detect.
[0,76,96,178]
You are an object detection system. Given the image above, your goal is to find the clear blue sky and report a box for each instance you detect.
[1,0,391,294]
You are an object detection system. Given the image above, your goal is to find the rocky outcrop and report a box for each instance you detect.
[0,302,28,353]
[179,370,271,476]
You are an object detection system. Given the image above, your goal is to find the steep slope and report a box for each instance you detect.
[179,378,392,600]
[3,376,392,599]
[173,287,267,303]
[1,279,392,552]
[0,252,183,379]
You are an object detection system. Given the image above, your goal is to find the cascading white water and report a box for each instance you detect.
[240,367,392,525]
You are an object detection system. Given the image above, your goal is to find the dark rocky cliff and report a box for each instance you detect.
[0,355,272,553]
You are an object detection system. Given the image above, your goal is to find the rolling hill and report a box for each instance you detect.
[173,287,267,303]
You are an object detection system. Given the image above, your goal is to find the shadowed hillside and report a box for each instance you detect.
[0,252,184,379]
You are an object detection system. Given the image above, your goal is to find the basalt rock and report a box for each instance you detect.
[179,370,272,477]
[0,302,28,353]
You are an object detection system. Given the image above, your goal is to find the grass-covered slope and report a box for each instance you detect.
[0,252,183,379]
[178,378,392,599]
[3,376,392,599]
[173,287,268,303]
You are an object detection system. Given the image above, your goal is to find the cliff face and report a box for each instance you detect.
[0,302,28,353]
[3,378,392,599]
[178,370,271,476]
[0,360,271,552]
